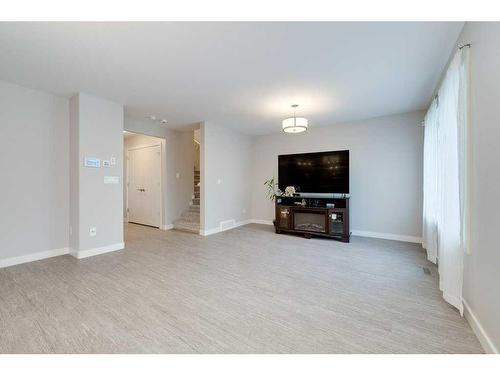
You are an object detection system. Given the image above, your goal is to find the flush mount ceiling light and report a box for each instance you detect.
[282,104,308,134]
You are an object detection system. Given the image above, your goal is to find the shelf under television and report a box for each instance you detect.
[274,196,350,243]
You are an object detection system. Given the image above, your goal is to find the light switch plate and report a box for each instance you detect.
[104,176,120,184]
[110,157,116,166]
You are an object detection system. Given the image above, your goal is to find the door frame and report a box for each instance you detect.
[125,143,164,229]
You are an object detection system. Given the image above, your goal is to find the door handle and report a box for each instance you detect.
[137,188,146,192]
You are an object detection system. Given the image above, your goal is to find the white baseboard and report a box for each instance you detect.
[161,224,174,230]
[248,220,422,244]
[443,292,464,315]
[351,230,422,244]
[427,254,437,264]
[70,242,124,259]
[200,219,252,236]
[0,247,69,269]
[199,227,219,236]
[463,299,499,354]
[250,219,274,226]
[236,219,252,227]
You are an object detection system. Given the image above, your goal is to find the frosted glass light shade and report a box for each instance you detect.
[282,117,308,133]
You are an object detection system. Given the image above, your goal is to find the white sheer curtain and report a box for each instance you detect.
[458,47,471,255]
[422,47,469,313]
[422,98,439,263]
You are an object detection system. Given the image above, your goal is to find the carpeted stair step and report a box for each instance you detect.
[180,211,200,221]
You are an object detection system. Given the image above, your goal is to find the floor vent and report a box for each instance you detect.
[423,267,431,275]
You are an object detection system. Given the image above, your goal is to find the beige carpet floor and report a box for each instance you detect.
[0,223,483,353]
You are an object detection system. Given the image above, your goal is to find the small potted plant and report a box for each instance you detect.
[264,177,282,228]
[264,177,281,202]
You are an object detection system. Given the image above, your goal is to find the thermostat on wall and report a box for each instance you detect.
[84,157,101,168]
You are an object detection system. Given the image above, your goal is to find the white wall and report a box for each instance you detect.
[0,81,69,261]
[201,122,253,232]
[69,93,124,254]
[455,22,500,353]
[251,111,424,240]
[69,93,79,251]
[124,118,194,226]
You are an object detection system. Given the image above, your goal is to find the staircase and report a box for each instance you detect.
[173,170,200,233]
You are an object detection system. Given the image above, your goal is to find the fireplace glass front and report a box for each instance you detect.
[293,212,326,233]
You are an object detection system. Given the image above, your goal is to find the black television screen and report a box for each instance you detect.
[278,150,349,194]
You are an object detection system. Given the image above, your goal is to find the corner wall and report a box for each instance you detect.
[251,111,425,241]
[200,122,253,233]
[69,93,124,257]
[0,81,69,266]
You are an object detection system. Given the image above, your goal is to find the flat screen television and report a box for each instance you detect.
[278,150,349,194]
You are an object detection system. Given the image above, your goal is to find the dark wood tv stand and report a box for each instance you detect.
[274,196,350,242]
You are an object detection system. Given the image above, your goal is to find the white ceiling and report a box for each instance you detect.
[0,22,463,135]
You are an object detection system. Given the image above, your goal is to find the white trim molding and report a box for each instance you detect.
[443,292,464,315]
[69,242,124,259]
[251,219,274,226]
[200,219,252,236]
[463,299,499,354]
[0,247,69,269]
[199,227,219,236]
[161,224,174,230]
[217,220,423,244]
[351,230,422,244]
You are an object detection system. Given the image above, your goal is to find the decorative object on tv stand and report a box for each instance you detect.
[284,186,296,197]
[293,198,307,206]
[264,177,282,201]
[282,104,308,134]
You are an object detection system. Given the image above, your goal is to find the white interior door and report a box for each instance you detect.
[127,145,161,227]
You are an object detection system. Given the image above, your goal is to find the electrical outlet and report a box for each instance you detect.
[89,227,97,237]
